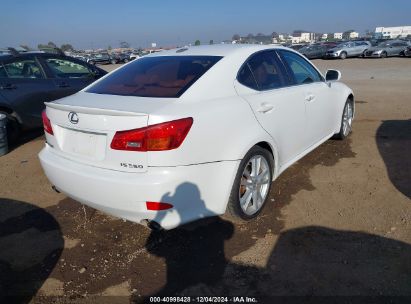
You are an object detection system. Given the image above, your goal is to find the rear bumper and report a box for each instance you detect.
[39,145,240,229]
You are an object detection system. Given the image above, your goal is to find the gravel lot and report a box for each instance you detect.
[0,58,410,303]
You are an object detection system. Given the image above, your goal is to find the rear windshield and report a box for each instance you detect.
[86,55,222,98]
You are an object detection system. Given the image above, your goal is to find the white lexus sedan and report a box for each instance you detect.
[39,45,354,230]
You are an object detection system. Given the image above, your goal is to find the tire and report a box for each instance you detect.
[227,146,273,220]
[340,52,347,60]
[0,111,20,143]
[381,52,387,58]
[111,59,116,64]
[333,99,354,140]
[124,58,129,63]
[89,60,95,65]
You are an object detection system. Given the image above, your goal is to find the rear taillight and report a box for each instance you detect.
[42,110,53,135]
[146,201,173,210]
[111,117,193,151]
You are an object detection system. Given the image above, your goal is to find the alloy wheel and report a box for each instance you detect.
[239,155,271,216]
[342,102,353,136]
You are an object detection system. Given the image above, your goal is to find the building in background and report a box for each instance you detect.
[334,33,343,40]
[349,32,359,39]
[291,32,316,44]
[375,26,411,38]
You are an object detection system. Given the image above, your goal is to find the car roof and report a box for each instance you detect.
[148,44,288,58]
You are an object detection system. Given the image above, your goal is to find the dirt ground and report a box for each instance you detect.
[0,58,410,303]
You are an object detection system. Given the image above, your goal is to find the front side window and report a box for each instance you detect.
[238,51,286,91]
[278,50,322,85]
[87,55,221,98]
[2,59,44,79]
[45,58,91,79]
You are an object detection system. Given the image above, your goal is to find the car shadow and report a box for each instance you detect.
[0,198,63,303]
[135,182,264,302]
[7,128,44,153]
[376,119,411,198]
[261,226,411,296]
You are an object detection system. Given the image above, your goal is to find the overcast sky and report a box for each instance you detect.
[2,0,410,49]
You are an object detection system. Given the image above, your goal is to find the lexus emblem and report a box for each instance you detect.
[68,112,79,124]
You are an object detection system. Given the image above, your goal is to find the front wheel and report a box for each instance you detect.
[381,52,387,58]
[333,99,354,140]
[227,146,273,220]
[340,52,347,60]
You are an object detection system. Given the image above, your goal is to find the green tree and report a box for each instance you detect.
[232,34,240,41]
[194,40,201,46]
[19,45,32,51]
[47,41,57,48]
[60,43,74,52]
[119,41,130,48]
[342,30,355,40]
[209,39,214,45]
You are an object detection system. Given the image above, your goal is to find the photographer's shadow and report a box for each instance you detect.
[142,182,234,296]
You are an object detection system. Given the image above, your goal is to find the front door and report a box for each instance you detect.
[234,50,307,167]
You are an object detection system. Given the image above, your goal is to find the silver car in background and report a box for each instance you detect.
[364,40,410,58]
[325,41,371,59]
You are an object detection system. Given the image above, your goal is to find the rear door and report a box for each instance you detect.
[0,56,55,128]
[277,50,335,146]
[234,50,307,166]
[40,55,100,100]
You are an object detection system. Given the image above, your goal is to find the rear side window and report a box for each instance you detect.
[278,50,322,85]
[238,51,286,91]
[87,56,222,98]
[2,59,44,79]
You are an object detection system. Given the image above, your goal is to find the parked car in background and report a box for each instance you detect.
[288,44,308,51]
[299,44,327,59]
[87,53,112,65]
[364,40,410,58]
[129,52,141,60]
[39,45,354,230]
[111,53,130,64]
[0,50,106,140]
[403,45,411,57]
[325,41,371,59]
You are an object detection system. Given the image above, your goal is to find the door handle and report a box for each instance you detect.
[257,103,274,113]
[57,82,70,88]
[305,94,315,102]
[0,83,17,90]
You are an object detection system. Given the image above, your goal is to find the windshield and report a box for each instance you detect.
[86,55,222,98]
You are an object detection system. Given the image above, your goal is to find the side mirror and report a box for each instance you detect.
[326,69,341,82]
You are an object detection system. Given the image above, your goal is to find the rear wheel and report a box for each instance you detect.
[0,111,20,143]
[227,146,273,220]
[340,52,347,59]
[333,99,353,140]
[110,59,116,64]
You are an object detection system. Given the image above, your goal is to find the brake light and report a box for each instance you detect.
[42,110,53,135]
[111,117,193,151]
[146,201,173,210]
